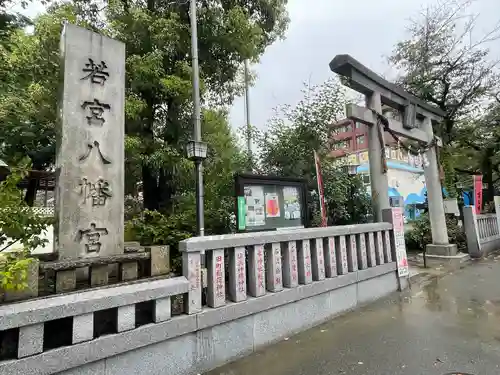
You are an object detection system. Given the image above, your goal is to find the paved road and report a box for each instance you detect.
[206,257,500,375]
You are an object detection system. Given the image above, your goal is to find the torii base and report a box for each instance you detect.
[426,243,458,256]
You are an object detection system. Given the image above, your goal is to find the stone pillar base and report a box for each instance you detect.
[416,252,470,270]
[425,243,458,256]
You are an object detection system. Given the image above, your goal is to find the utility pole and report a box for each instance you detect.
[189,0,205,237]
[244,59,252,164]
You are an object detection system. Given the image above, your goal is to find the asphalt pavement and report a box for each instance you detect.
[205,256,500,375]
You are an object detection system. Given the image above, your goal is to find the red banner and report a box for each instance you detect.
[313,151,327,227]
[473,175,483,214]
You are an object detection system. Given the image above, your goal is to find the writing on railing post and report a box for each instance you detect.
[324,237,337,278]
[336,236,349,275]
[207,249,226,308]
[283,241,299,288]
[298,239,313,284]
[229,246,247,302]
[183,251,202,314]
[347,235,358,272]
[367,232,376,267]
[311,238,326,281]
[248,245,266,297]
[356,233,368,270]
[266,243,284,292]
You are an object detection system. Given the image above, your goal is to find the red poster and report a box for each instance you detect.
[473,175,483,214]
[313,151,327,227]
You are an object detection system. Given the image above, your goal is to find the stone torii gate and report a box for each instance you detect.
[330,54,457,257]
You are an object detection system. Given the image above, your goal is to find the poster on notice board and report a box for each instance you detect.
[265,192,281,218]
[244,186,266,227]
[283,187,301,220]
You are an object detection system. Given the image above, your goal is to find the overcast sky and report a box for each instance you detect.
[18,0,500,134]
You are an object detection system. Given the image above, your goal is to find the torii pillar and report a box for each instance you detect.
[330,55,457,256]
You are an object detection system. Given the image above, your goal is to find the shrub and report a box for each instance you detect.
[0,163,51,292]
[405,213,466,252]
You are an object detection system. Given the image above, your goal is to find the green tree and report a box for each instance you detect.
[257,78,371,225]
[389,0,500,199]
[105,0,288,211]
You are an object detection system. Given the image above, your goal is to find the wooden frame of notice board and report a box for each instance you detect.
[235,174,310,233]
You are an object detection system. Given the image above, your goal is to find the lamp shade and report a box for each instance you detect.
[186,140,208,160]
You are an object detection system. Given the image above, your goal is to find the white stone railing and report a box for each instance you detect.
[464,204,500,258]
[179,222,397,311]
[0,276,187,364]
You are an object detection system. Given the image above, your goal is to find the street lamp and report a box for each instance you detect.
[187,0,205,237]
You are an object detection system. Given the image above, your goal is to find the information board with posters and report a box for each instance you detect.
[235,174,309,232]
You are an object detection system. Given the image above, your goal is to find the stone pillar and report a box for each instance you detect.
[229,246,247,302]
[248,245,266,297]
[311,238,326,281]
[366,91,390,222]
[56,24,125,259]
[73,313,94,344]
[346,234,358,272]
[154,298,172,322]
[421,117,457,256]
[356,233,368,270]
[183,251,202,314]
[463,206,481,258]
[375,231,385,265]
[298,239,312,284]
[282,241,299,288]
[324,237,337,278]
[336,236,349,275]
[18,324,44,358]
[367,232,377,267]
[117,305,135,332]
[266,243,283,292]
[207,249,225,308]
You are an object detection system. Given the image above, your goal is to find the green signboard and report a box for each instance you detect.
[237,196,246,230]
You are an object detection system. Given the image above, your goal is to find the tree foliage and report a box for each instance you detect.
[0,161,51,291]
[257,78,371,225]
[390,0,500,202]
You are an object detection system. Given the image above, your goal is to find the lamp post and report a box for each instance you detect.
[186,0,206,237]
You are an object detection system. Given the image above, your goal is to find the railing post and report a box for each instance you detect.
[266,243,284,292]
[311,238,326,281]
[298,239,312,284]
[336,236,349,275]
[346,234,358,272]
[356,233,368,270]
[367,232,377,267]
[494,196,500,236]
[248,244,266,297]
[182,250,202,314]
[229,246,247,302]
[324,237,337,278]
[463,206,481,258]
[207,249,226,307]
[283,241,299,288]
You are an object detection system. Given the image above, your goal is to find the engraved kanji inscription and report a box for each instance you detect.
[79,177,112,206]
[79,141,111,164]
[82,99,111,126]
[77,223,108,253]
[81,58,109,85]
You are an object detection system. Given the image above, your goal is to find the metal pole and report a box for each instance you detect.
[190,0,204,237]
[244,59,252,159]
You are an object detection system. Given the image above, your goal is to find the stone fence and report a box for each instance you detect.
[463,202,500,258]
[0,211,406,375]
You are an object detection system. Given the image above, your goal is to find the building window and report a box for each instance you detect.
[362,175,370,184]
[333,139,350,150]
[356,135,365,145]
[355,122,361,129]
